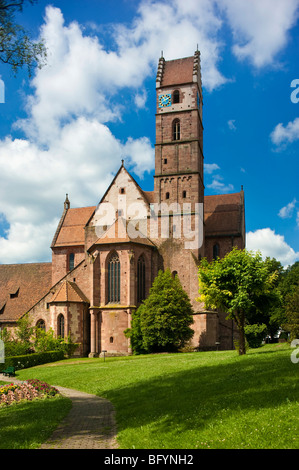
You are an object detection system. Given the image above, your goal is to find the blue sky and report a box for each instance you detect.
[0,0,298,267]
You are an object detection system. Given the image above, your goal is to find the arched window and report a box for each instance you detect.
[58,314,65,338]
[172,270,178,279]
[36,319,46,332]
[108,252,120,303]
[173,90,180,103]
[213,243,220,260]
[137,254,146,303]
[173,119,180,141]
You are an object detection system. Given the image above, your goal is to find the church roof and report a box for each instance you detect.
[53,206,96,247]
[160,56,195,87]
[51,280,89,303]
[0,263,52,322]
[204,192,244,236]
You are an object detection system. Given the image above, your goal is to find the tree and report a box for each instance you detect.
[125,269,194,354]
[283,284,299,341]
[0,0,46,75]
[198,247,279,355]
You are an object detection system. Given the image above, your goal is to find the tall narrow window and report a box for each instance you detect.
[36,319,46,332]
[213,243,220,260]
[173,119,180,141]
[69,253,75,271]
[58,314,65,338]
[137,254,146,303]
[173,90,180,103]
[108,252,120,303]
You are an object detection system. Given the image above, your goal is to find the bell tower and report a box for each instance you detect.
[154,50,204,210]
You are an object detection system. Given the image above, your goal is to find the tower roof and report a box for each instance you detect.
[156,51,201,88]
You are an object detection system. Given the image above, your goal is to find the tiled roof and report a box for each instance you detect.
[160,56,195,86]
[204,192,244,236]
[0,263,52,322]
[51,280,89,303]
[53,206,96,247]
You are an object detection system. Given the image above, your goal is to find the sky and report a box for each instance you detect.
[0,0,298,268]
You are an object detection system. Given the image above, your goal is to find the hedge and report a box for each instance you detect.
[1,350,65,371]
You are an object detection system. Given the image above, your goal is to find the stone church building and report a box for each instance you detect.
[0,51,245,355]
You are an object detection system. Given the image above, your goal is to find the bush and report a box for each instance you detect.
[2,350,65,371]
[244,323,267,348]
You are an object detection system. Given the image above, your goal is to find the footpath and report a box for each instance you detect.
[0,374,118,449]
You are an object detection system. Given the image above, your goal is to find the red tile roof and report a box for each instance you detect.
[53,206,96,247]
[51,280,89,303]
[0,263,52,322]
[204,192,244,236]
[160,56,195,86]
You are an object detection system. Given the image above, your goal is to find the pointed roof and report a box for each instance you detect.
[51,280,89,303]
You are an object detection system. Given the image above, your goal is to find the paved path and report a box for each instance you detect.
[0,374,118,450]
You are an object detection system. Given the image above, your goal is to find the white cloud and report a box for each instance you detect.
[204,163,220,174]
[270,117,299,147]
[246,228,299,267]
[278,199,297,219]
[218,0,299,67]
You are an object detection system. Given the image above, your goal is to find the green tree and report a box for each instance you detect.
[0,0,46,74]
[198,247,279,355]
[125,269,194,354]
[283,284,299,341]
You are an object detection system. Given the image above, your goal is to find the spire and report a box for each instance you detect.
[64,193,70,210]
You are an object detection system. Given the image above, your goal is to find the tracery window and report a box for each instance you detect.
[108,252,120,303]
[36,319,46,332]
[58,314,65,338]
[137,254,146,303]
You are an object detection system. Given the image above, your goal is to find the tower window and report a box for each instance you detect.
[173,119,180,141]
[182,190,187,198]
[166,192,170,200]
[108,252,120,303]
[173,90,180,103]
[213,243,220,260]
[120,188,125,194]
[164,158,167,164]
[137,254,146,303]
[110,336,114,343]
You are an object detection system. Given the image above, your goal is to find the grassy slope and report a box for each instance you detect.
[14,343,299,449]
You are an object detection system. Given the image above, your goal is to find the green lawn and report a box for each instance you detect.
[11,342,299,449]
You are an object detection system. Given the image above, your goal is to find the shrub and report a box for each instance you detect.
[2,350,65,370]
[244,323,267,348]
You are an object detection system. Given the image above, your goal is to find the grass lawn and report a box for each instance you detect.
[0,391,72,449]
[6,343,299,449]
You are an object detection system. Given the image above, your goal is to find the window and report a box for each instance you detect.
[120,188,125,194]
[58,314,65,338]
[164,158,167,164]
[10,288,19,299]
[166,192,170,200]
[213,243,220,260]
[172,270,178,279]
[173,119,180,141]
[182,190,187,198]
[69,253,75,271]
[137,254,146,303]
[108,252,120,303]
[173,90,180,103]
[36,319,46,332]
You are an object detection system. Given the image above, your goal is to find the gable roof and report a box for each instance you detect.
[204,192,245,236]
[51,280,89,303]
[0,263,52,322]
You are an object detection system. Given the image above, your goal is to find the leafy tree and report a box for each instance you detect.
[283,284,299,341]
[125,269,194,354]
[0,0,46,75]
[198,247,279,355]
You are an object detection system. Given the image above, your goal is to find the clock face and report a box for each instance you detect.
[158,94,172,108]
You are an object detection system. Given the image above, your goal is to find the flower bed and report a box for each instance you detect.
[0,379,60,407]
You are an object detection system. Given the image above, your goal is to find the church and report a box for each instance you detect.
[0,51,245,355]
